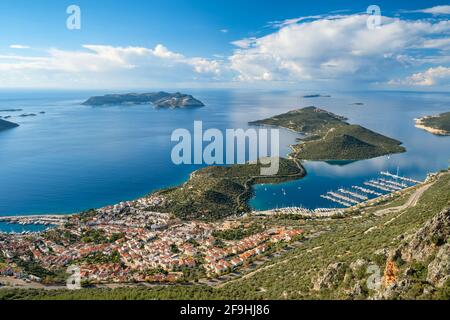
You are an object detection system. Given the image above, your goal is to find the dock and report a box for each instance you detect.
[352,186,383,197]
[380,171,422,184]
[338,189,368,201]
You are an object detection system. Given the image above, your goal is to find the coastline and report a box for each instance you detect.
[415,117,450,136]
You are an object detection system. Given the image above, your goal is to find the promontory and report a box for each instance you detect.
[415,112,450,136]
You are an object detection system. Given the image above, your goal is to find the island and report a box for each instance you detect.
[0,109,23,112]
[82,92,205,108]
[415,112,450,136]
[0,119,19,131]
[250,106,406,161]
[303,94,331,98]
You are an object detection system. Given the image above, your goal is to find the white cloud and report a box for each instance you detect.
[151,44,184,59]
[416,5,450,15]
[392,66,450,86]
[220,29,229,34]
[229,14,450,84]
[9,44,30,49]
[0,44,223,88]
[2,12,450,89]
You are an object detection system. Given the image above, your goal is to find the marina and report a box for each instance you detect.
[320,172,422,208]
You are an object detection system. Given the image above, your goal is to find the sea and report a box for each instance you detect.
[1,89,450,231]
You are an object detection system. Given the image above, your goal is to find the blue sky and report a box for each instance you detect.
[0,0,449,90]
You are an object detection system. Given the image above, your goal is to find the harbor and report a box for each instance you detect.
[319,171,423,208]
[0,215,69,233]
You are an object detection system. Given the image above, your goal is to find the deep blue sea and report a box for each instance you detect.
[1,89,450,225]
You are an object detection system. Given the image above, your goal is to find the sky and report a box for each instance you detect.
[0,0,449,90]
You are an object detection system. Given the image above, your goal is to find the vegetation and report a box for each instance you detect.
[77,251,122,265]
[82,92,205,108]
[152,158,305,220]
[251,107,406,160]
[3,170,448,300]
[212,224,264,241]
[418,112,450,135]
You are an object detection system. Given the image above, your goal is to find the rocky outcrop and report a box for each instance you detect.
[313,262,346,291]
[377,208,450,299]
[427,243,450,288]
[399,207,449,262]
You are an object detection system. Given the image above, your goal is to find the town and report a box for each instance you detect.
[0,195,303,287]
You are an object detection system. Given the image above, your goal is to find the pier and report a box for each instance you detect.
[0,215,69,227]
[338,189,368,201]
[320,194,352,207]
[379,178,408,189]
[371,180,402,191]
[364,181,393,192]
[328,192,361,205]
[352,186,383,197]
[380,171,422,184]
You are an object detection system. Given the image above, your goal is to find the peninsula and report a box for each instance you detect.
[250,107,406,161]
[415,112,450,136]
[0,119,19,131]
[150,158,305,220]
[82,92,205,108]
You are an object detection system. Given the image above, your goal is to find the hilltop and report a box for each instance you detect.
[0,119,19,131]
[251,107,406,161]
[415,112,450,136]
[82,92,205,108]
[148,158,305,220]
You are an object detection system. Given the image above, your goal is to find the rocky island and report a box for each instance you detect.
[415,112,450,136]
[82,92,205,109]
[0,119,19,131]
[250,106,406,161]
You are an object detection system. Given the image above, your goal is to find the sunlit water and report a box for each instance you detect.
[1,90,449,227]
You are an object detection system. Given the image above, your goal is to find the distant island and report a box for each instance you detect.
[250,106,406,161]
[0,119,19,131]
[303,94,331,98]
[0,109,23,112]
[82,92,205,108]
[415,112,450,136]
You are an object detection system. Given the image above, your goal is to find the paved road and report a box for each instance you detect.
[374,183,432,217]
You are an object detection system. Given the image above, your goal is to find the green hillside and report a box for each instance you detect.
[3,170,449,300]
[251,107,406,161]
[421,112,450,133]
[150,158,305,220]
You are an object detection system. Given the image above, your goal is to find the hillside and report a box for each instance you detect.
[150,158,305,220]
[0,119,19,131]
[82,92,205,108]
[416,112,450,136]
[3,170,449,300]
[251,107,405,161]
